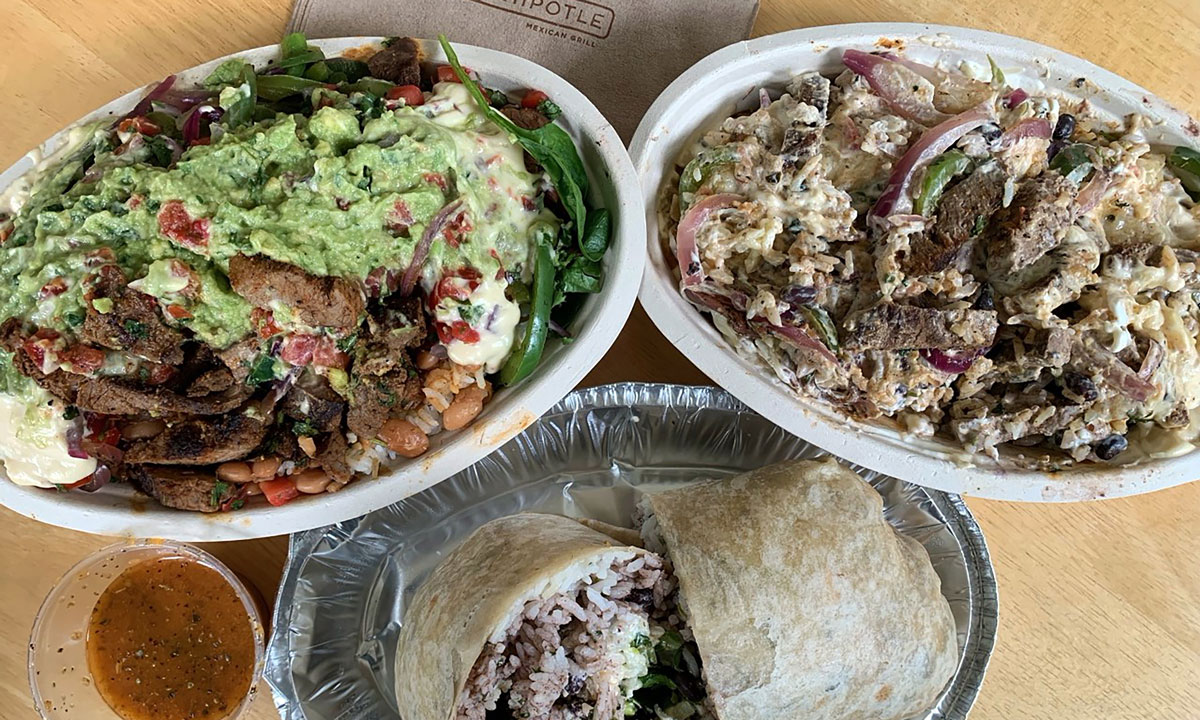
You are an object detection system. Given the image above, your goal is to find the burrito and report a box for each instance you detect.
[395,459,957,720]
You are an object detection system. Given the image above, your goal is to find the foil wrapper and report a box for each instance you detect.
[266,383,997,719]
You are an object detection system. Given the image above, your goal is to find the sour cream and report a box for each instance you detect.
[0,395,95,488]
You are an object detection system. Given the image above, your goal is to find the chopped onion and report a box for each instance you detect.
[674,194,742,287]
[920,348,981,374]
[182,105,223,147]
[842,50,950,127]
[870,104,994,218]
[1138,340,1164,380]
[402,199,463,296]
[1003,88,1029,108]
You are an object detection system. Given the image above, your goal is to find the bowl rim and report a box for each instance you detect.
[631,22,1200,502]
[0,36,645,537]
[28,539,266,720]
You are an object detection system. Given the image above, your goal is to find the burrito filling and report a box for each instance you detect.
[456,547,712,720]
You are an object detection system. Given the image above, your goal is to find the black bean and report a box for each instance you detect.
[564,674,585,696]
[625,587,654,609]
[1053,113,1076,141]
[781,285,817,306]
[973,285,995,311]
[980,123,1003,143]
[765,171,781,183]
[1061,372,1099,402]
[1094,434,1128,461]
[1047,138,1067,160]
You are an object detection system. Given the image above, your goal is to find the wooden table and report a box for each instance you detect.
[1,1,1199,718]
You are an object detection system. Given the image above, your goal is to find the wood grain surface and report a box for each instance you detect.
[0,1,1198,718]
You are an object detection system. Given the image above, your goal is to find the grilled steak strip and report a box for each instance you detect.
[228,254,364,330]
[985,173,1077,277]
[127,465,236,513]
[844,304,998,350]
[904,162,1007,275]
[79,264,184,365]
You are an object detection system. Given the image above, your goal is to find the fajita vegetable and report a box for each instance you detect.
[662,48,1200,468]
[394,459,957,720]
[0,34,610,510]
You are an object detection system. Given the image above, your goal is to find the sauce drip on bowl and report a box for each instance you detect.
[85,556,256,720]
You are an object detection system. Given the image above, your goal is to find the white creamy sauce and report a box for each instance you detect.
[0,395,95,488]
[439,275,522,373]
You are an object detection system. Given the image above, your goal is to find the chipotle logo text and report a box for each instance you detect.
[466,0,614,39]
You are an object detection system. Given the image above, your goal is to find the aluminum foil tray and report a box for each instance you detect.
[265,382,998,719]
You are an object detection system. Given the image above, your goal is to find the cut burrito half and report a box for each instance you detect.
[395,459,958,720]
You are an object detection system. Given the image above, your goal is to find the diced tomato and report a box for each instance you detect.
[22,330,60,373]
[280,334,318,366]
[117,116,161,136]
[165,303,192,320]
[423,172,448,191]
[521,89,550,109]
[430,268,482,309]
[61,475,93,490]
[84,247,118,268]
[157,200,210,250]
[60,345,105,374]
[127,194,143,210]
[386,84,425,106]
[260,477,299,506]
[145,363,175,385]
[311,336,349,369]
[436,65,470,83]
[520,196,537,212]
[442,210,474,248]
[251,308,282,339]
[85,415,122,448]
[437,321,481,345]
[191,137,212,146]
[387,199,414,232]
[38,277,68,299]
[0,224,12,244]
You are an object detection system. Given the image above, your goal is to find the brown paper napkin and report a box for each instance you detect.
[287,0,759,140]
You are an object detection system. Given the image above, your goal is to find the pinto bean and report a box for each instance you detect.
[442,384,487,431]
[293,468,330,494]
[122,419,166,440]
[251,456,281,479]
[216,461,253,483]
[378,418,429,458]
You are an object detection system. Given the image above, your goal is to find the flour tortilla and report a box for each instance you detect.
[394,512,651,720]
[643,457,958,720]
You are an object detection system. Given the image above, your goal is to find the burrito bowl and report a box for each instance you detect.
[634,23,1200,500]
[0,35,642,539]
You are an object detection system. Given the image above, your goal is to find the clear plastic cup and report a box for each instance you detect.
[28,539,266,720]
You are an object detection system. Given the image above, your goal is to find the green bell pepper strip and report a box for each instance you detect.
[499,241,555,386]
[1168,146,1200,200]
[800,305,839,352]
[678,147,737,210]
[1050,143,1094,184]
[255,74,326,101]
[914,149,970,216]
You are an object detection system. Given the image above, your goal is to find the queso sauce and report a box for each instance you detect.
[85,556,256,720]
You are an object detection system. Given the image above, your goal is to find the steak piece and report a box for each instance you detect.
[985,173,1077,277]
[127,465,236,513]
[904,162,1007,275]
[366,37,421,86]
[779,72,831,165]
[187,366,236,397]
[0,318,84,402]
[75,377,251,417]
[216,337,259,383]
[356,295,427,376]
[124,411,268,465]
[79,264,183,365]
[844,304,998,350]
[228,254,364,330]
[281,371,345,433]
[346,365,422,442]
[500,106,550,130]
[316,431,352,485]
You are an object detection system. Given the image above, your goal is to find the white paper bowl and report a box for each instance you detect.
[0,37,643,539]
[632,23,1200,501]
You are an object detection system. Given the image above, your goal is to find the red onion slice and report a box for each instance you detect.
[998,117,1052,149]
[76,465,111,493]
[115,75,177,127]
[675,194,742,287]
[758,320,838,365]
[64,419,87,459]
[1137,340,1164,381]
[1004,88,1029,108]
[401,198,464,296]
[920,348,982,374]
[870,103,994,218]
[1075,170,1112,215]
[842,50,951,127]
